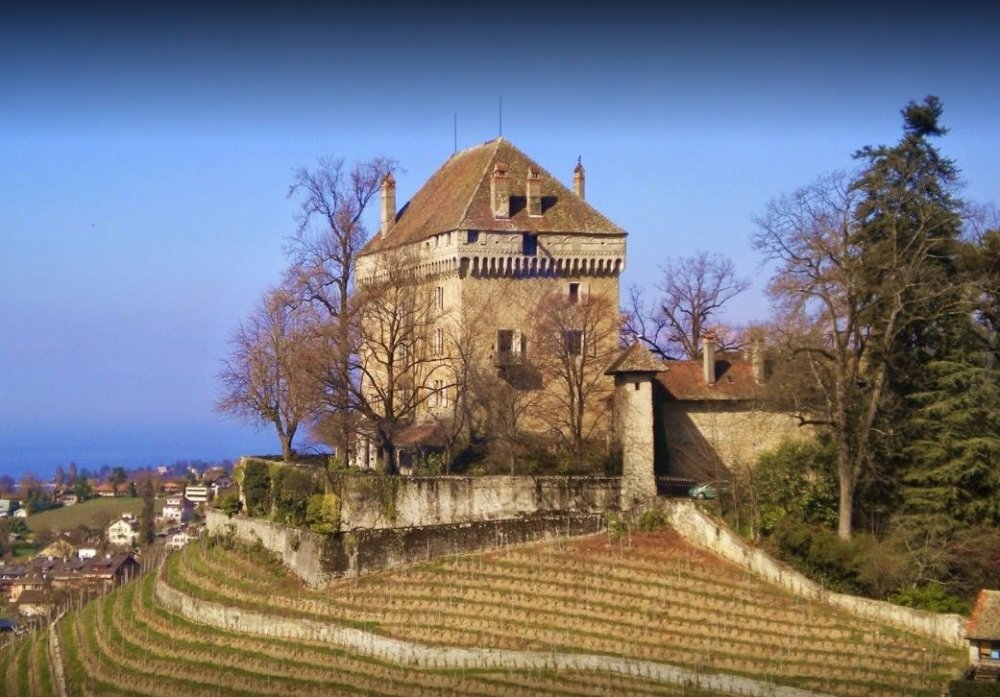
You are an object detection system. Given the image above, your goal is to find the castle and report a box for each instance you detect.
[350,137,804,487]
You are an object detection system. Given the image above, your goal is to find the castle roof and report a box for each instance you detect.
[360,138,624,256]
[656,360,762,402]
[605,342,666,375]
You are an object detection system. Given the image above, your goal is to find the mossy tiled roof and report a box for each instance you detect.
[360,138,624,256]
[968,589,1000,640]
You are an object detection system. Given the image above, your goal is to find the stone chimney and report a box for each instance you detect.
[490,162,510,219]
[702,332,717,385]
[526,166,542,217]
[573,158,585,200]
[380,173,396,234]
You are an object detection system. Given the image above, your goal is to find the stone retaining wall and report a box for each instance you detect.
[206,509,607,584]
[205,510,330,587]
[339,475,620,530]
[663,500,967,647]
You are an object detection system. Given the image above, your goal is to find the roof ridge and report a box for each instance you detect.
[456,138,502,228]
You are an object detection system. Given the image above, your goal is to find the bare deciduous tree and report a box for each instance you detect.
[624,252,748,360]
[754,143,961,540]
[352,251,446,472]
[285,156,397,464]
[216,285,321,461]
[530,289,619,460]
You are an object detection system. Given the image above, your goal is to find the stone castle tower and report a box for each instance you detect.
[353,138,627,470]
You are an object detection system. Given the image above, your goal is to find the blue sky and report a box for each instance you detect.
[2,2,998,476]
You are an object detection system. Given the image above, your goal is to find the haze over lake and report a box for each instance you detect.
[0,424,286,481]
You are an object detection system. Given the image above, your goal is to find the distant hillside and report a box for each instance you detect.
[25,496,163,534]
[1,528,966,696]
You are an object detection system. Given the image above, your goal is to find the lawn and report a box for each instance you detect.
[26,497,163,533]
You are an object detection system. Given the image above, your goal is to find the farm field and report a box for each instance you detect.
[0,529,967,696]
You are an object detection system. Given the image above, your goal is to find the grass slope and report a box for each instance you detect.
[26,497,163,534]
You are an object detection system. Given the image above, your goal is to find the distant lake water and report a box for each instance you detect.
[0,423,291,480]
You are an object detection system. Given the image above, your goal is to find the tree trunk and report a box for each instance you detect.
[837,457,855,540]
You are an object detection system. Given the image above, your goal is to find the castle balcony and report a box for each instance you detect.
[493,350,527,367]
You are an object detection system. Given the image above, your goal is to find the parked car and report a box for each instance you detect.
[688,483,716,500]
[688,481,729,500]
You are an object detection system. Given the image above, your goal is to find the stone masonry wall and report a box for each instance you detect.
[659,403,810,481]
[325,513,606,578]
[338,475,620,530]
[205,509,330,587]
[207,508,607,582]
[662,500,967,647]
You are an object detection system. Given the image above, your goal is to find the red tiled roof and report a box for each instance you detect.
[967,590,1000,640]
[656,360,762,401]
[360,138,624,256]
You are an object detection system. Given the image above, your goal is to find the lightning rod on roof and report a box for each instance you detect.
[499,96,502,137]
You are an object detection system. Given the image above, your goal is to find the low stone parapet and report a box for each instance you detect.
[663,500,967,647]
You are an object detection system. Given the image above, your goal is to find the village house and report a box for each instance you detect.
[967,589,1000,681]
[162,480,183,495]
[0,552,139,616]
[7,574,45,603]
[37,536,76,559]
[353,138,626,470]
[161,494,194,524]
[184,485,210,503]
[106,514,139,547]
[210,475,234,496]
[17,589,55,618]
[168,531,192,550]
[0,498,20,518]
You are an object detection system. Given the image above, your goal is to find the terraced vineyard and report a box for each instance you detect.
[1,626,56,697]
[0,529,967,695]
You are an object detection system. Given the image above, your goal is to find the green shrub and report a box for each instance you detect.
[948,680,1000,696]
[607,514,628,540]
[637,508,666,532]
[242,460,271,517]
[305,494,340,534]
[219,494,243,519]
[892,583,969,614]
[755,438,838,535]
[271,467,321,526]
